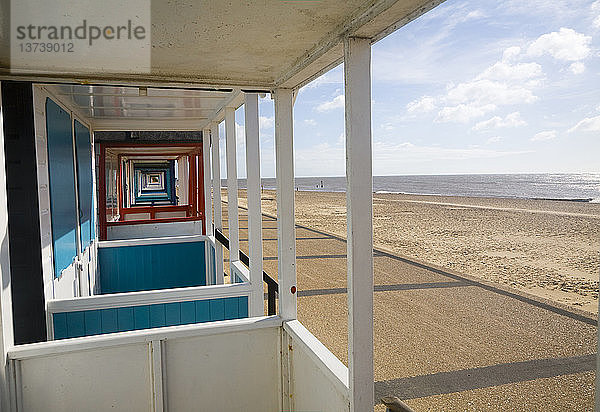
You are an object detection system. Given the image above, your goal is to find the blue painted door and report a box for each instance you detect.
[46,99,78,278]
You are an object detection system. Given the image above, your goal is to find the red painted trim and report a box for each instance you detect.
[120,205,191,215]
[106,216,202,226]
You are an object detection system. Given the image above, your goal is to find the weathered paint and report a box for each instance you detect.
[98,241,207,293]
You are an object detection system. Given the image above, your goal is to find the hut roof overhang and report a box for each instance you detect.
[0,0,442,91]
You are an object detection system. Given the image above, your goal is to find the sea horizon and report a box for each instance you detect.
[228,172,600,203]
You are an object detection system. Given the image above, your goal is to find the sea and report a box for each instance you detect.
[234,173,600,203]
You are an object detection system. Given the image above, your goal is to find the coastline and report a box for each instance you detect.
[234,189,600,314]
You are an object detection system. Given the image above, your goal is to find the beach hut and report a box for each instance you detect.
[0,1,451,411]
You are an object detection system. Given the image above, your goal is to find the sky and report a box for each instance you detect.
[222,0,600,178]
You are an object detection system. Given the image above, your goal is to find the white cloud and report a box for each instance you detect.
[594,15,600,29]
[473,112,527,131]
[446,79,538,106]
[436,103,496,123]
[259,116,274,129]
[530,130,557,141]
[502,46,521,61]
[486,136,503,144]
[476,60,543,82]
[527,28,592,61]
[304,119,317,126]
[316,94,344,112]
[569,62,586,74]
[406,96,436,113]
[567,115,600,133]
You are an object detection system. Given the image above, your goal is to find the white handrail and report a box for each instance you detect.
[47,282,252,313]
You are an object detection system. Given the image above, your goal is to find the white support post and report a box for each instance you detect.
[244,93,264,317]
[202,127,213,235]
[211,122,224,285]
[0,83,15,412]
[274,89,296,320]
[225,107,240,279]
[344,36,374,412]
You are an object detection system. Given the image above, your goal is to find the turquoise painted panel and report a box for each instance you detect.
[209,299,225,321]
[180,301,195,324]
[98,241,207,293]
[133,306,150,329]
[84,310,102,335]
[165,302,181,326]
[238,296,249,318]
[74,120,93,250]
[195,300,210,322]
[53,313,67,339]
[46,99,78,278]
[210,244,216,285]
[66,312,85,337]
[117,307,135,331]
[101,309,118,333]
[150,304,166,328]
[223,297,238,320]
[52,296,250,339]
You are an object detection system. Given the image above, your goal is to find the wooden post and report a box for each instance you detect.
[117,155,123,220]
[202,128,212,236]
[225,106,240,275]
[0,82,15,412]
[244,93,264,317]
[344,36,374,412]
[211,122,224,284]
[189,155,197,217]
[197,153,205,226]
[274,88,296,320]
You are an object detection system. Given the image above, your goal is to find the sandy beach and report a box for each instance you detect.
[236,190,600,314]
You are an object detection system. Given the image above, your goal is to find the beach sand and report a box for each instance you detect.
[236,190,600,314]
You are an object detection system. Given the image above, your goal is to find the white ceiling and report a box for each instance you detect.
[2,0,442,90]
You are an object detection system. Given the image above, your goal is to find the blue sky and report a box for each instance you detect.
[223,0,600,178]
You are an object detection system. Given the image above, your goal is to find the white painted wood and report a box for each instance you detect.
[224,106,240,279]
[70,116,82,298]
[211,122,224,285]
[284,320,350,411]
[18,342,153,412]
[0,82,16,412]
[164,326,279,411]
[107,220,203,240]
[9,316,282,360]
[344,36,374,412]
[150,340,164,412]
[230,260,250,284]
[178,155,189,205]
[283,320,349,395]
[32,85,56,301]
[274,89,297,320]
[98,234,207,248]
[47,281,252,313]
[202,127,213,237]
[244,93,265,317]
